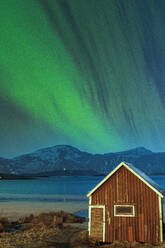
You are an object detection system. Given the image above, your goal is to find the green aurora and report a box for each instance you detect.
[0,0,165,157]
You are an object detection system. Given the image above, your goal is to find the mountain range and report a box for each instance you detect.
[0,145,165,176]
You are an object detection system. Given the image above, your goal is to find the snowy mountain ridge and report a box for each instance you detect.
[0,145,165,175]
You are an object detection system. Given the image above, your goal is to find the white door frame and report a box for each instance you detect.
[88,205,105,242]
[158,196,163,242]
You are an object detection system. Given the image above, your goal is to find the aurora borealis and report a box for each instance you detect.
[1,0,165,158]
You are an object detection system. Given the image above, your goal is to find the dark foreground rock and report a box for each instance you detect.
[0,211,88,247]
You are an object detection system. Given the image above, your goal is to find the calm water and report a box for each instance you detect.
[0,175,164,203]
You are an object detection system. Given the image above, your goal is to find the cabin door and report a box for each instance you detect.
[89,205,105,242]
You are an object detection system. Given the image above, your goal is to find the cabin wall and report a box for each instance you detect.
[90,166,162,243]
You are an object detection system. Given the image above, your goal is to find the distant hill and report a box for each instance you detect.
[0,145,165,176]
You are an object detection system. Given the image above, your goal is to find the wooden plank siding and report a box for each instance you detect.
[91,165,161,243]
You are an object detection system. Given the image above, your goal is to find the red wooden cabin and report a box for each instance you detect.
[87,161,164,243]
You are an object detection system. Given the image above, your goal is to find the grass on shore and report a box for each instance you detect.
[0,212,164,248]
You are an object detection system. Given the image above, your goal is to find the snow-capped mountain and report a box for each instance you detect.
[0,145,165,175]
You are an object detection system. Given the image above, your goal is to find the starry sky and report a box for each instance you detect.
[1,0,165,158]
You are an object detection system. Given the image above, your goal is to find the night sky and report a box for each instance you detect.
[1,0,165,158]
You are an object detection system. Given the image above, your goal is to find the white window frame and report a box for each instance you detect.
[114,205,135,217]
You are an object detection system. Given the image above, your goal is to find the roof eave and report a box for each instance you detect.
[86,162,164,198]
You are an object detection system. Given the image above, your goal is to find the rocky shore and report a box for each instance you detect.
[0,211,88,247]
[0,211,164,248]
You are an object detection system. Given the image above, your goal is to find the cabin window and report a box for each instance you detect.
[114,205,135,217]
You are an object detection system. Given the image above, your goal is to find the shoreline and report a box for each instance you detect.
[0,201,88,221]
[0,200,164,222]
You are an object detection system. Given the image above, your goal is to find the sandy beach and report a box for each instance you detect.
[0,201,164,221]
[0,201,88,221]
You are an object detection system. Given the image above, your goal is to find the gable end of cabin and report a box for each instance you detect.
[88,162,164,243]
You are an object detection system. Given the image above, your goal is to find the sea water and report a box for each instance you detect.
[0,176,103,202]
[0,175,164,203]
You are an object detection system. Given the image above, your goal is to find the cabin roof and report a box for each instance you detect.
[87,161,164,198]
